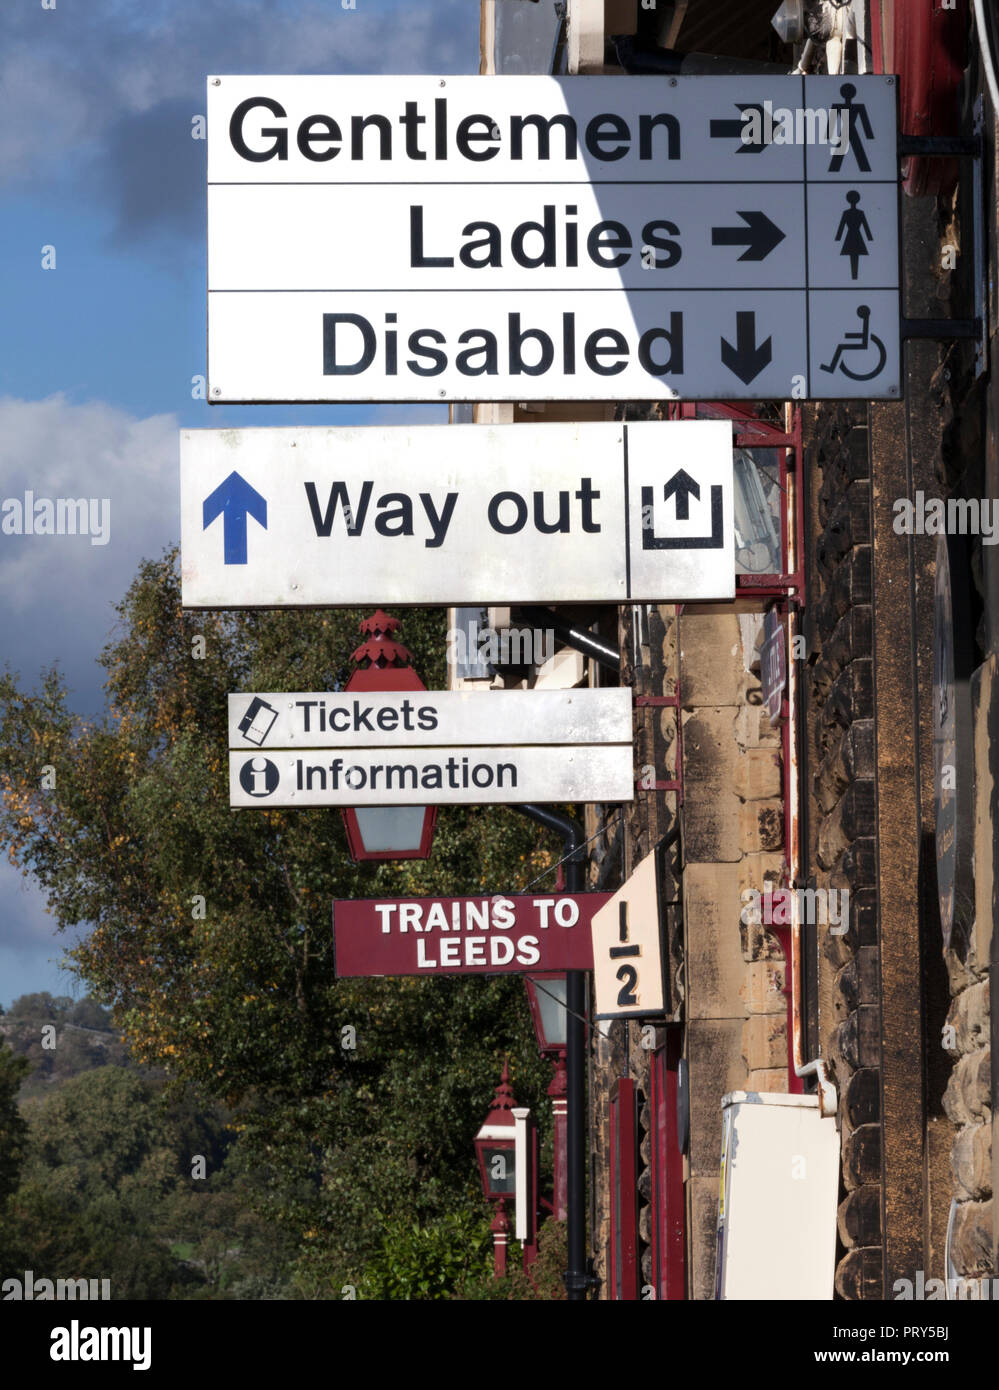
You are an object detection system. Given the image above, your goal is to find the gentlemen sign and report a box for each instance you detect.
[181,420,734,607]
[207,74,899,402]
[332,893,610,977]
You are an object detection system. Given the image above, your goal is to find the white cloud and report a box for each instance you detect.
[0,859,58,951]
[0,394,178,709]
[0,0,477,187]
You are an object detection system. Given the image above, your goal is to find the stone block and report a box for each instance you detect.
[952,1123,992,1201]
[834,1004,881,1070]
[747,1068,788,1092]
[837,947,880,1012]
[949,1198,994,1276]
[679,612,756,706]
[835,1245,883,1300]
[972,656,998,975]
[846,1068,880,1128]
[681,708,743,862]
[739,799,784,853]
[688,1175,721,1301]
[741,1013,787,1071]
[741,959,786,1014]
[733,748,782,801]
[838,1184,881,1248]
[733,704,781,748]
[684,862,747,1020]
[843,1122,881,1189]
[737,852,786,894]
[950,981,990,1055]
[943,1048,991,1127]
[686,1017,747,1174]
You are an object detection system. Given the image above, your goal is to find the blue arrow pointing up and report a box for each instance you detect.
[202,471,267,565]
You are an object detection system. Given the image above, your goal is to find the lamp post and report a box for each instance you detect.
[516,805,589,1300]
[524,973,568,1221]
[474,1062,519,1278]
[340,610,437,862]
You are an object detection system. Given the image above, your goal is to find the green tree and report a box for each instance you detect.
[355,1209,493,1300]
[0,549,558,1287]
[0,1042,29,1203]
[2,993,129,1098]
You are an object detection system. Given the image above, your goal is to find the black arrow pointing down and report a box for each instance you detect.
[720,312,773,385]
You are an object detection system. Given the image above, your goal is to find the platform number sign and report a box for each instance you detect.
[592,847,668,1020]
[613,904,640,1009]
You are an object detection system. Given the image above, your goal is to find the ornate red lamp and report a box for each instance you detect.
[525,974,569,1223]
[340,610,437,862]
[474,1062,519,1276]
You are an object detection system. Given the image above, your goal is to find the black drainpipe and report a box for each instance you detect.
[516,803,592,1301]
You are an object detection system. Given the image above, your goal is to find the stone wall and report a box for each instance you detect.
[803,401,882,1298]
[679,607,786,1298]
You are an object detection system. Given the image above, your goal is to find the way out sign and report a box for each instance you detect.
[207,73,899,402]
[332,893,610,977]
[181,420,734,607]
[592,847,667,1019]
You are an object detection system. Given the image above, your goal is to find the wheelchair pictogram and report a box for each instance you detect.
[819,305,886,382]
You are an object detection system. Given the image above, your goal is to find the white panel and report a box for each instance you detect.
[716,1094,840,1300]
[206,74,899,402]
[208,183,808,293]
[207,288,813,404]
[591,848,665,1018]
[227,687,633,750]
[180,420,735,607]
[228,743,635,807]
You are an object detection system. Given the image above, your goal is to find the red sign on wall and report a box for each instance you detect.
[332,893,609,978]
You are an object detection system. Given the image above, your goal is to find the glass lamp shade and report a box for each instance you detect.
[341,805,437,862]
[525,974,568,1054]
[476,1140,517,1198]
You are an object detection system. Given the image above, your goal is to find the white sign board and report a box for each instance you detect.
[228,744,634,807]
[228,687,632,750]
[592,848,666,1019]
[207,74,899,402]
[180,420,735,607]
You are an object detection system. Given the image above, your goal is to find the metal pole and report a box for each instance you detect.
[516,803,590,1300]
[513,606,621,674]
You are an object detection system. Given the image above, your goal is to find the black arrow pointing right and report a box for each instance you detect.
[711,211,786,262]
[720,312,773,384]
[710,103,770,153]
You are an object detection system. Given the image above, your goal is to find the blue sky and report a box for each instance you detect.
[0,0,480,1007]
